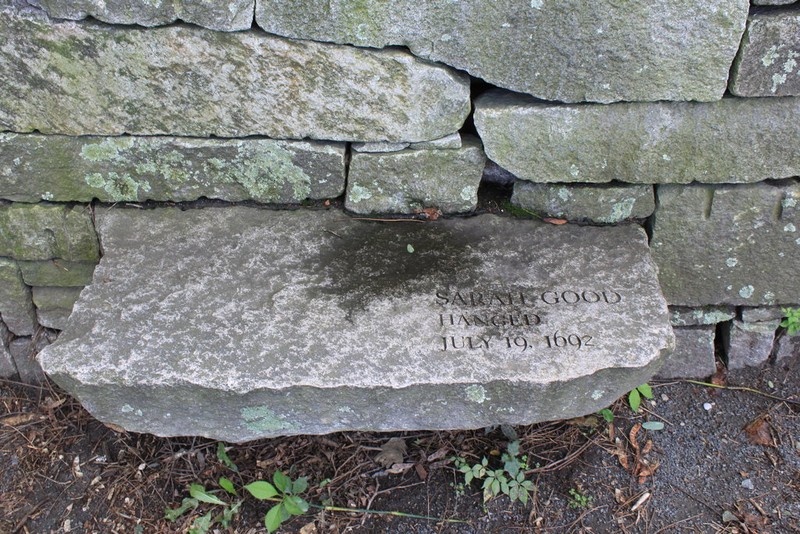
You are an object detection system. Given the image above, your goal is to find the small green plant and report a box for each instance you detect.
[598,408,615,423]
[628,383,654,413]
[568,488,593,509]
[781,307,800,336]
[454,440,535,504]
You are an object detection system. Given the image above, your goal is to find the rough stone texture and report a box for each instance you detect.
[669,306,737,327]
[18,261,97,287]
[474,91,800,185]
[753,0,796,4]
[0,4,470,143]
[37,309,72,330]
[723,320,779,369]
[482,161,517,186]
[10,335,49,383]
[651,182,800,306]
[31,0,254,31]
[32,287,83,311]
[656,326,717,379]
[0,204,99,261]
[408,133,462,150]
[352,142,410,153]
[346,137,486,215]
[775,334,800,360]
[39,208,673,441]
[0,134,346,204]
[741,306,794,323]
[0,258,37,336]
[730,10,800,97]
[512,182,654,224]
[0,321,17,378]
[256,0,748,103]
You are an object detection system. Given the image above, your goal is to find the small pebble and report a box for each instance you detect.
[703,402,713,411]
[741,479,754,490]
[660,393,669,402]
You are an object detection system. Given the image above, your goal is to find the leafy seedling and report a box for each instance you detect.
[781,307,800,336]
[454,440,535,505]
[245,471,310,533]
[628,383,654,413]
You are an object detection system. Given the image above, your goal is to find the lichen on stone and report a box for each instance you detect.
[84,172,151,202]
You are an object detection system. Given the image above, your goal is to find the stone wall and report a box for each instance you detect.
[1,0,798,381]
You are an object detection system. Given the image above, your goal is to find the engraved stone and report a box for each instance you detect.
[39,208,673,441]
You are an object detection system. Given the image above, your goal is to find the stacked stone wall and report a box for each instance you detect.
[1,0,798,380]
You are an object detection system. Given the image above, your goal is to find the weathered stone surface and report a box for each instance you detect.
[409,133,462,150]
[741,306,792,323]
[256,0,747,103]
[753,0,795,4]
[512,182,654,224]
[0,321,17,378]
[482,161,517,186]
[37,309,71,330]
[0,204,98,261]
[730,10,800,97]
[18,261,97,287]
[352,142,410,153]
[0,4,469,143]
[10,335,49,383]
[31,0,254,31]
[775,334,800,360]
[32,287,83,312]
[0,134,346,203]
[656,326,717,379]
[39,208,673,441]
[669,306,736,327]
[651,182,800,306]
[0,258,37,336]
[475,91,800,184]
[723,320,779,369]
[345,137,486,215]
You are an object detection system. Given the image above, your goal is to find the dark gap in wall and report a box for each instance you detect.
[715,320,731,369]
[474,180,513,216]
[645,184,661,244]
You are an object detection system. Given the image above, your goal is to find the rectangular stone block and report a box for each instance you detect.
[0,134,346,204]
[723,319,779,369]
[656,326,717,380]
[512,182,654,224]
[32,287,83,311]
[651,182,800,306]
[741,305,793,323]
[10,336,48,383]
[18,260,97,287]
[730,10,800,97]
[0,258,37,336]
[37,309,71,330]
[475,91,800,185]
[345,136,486,215]
[669,306,736,327]
[0,321,18,378]
[39,208,673,442]
[775,334,800,361]
[0,3,469,143]
[0,204,99,261]
[31,0,254,31]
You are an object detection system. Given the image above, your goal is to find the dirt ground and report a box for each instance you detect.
[1,349,798,534]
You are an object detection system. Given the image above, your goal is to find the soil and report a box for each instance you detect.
[2,353,799,534]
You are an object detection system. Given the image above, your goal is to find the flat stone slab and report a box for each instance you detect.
[0,3,469,142]
[39,208,673,441]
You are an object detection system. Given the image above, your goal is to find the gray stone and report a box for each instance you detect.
[730,10,800,97]
[723,320,779,369]
[753,0,796,4]
[352,142,410,153]
[345,137,486,215]
[482,161,517,186]
[31,0,254,31]
[474,91,800,185]
[0,4,469,143]
[775,334,800,360]
[0,134,346,204]
[0,258,37,336]
[669,306,736,327]
[656,326,717,380]
[741,306,793,323]
[37,309,72,330]
[0,204,99,261]
[39,207,673,441]
[32,287,83,311]
[10,335,49,383]
[408,133,462,150]
[651,182,800,306]
[0,321,17,378]
[255,0,748,103]
[512,182,654,224]
[18,261,97,287]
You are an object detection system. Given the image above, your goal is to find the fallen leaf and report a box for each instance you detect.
[641,439,654,456]
[414,463,428,480]
[416,207,442,221]
[543,218,568,225]
[386,462,415,474]
[567,415,599,428]
[629,423,642,452]
[744,416,774,447]
[426,447,449,462]
[711,366,727,387]
[299,522,317,534]
[323,200,331,207]
[375,438,407,468]
[104,422,126,433]
[1,413,38,426]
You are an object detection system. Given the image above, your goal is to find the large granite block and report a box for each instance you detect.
[651,182,800,306]
[345,137,486,215]
[730,10,800,97]
[39,208,673,441]
[256,0,747,103]
[511,182,654,224]
[0,134,346,203]
[656,326,717,380]
[723,320,779,369]
[0,3,469,143]
[0,258,37,336]
[31,0,254,31]
[474,91,800,185]
[0,204,99,261]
